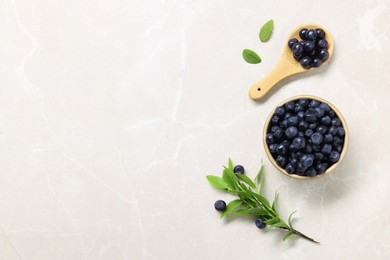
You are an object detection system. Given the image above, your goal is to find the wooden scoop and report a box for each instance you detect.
[249,24,334,100]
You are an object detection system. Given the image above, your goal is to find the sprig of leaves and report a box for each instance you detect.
[206,159,319,244]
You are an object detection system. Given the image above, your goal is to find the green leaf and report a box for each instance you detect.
[266,217,280,225]
[223,168,237,190]
[271,191,278,211]
[288,211,297,228]
[242,49,261,64]
[271,222,289,229]
[235,207,268,216]
[235,173,257,189]
[283,231,294,241]
[254,161,265,194]
[259,19,274,42]
[206,175,228,189]
[221,199,242,218]
[228,158,234,171]
[251,192,271,208]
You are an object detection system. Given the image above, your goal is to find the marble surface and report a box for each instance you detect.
[1,0,390,259]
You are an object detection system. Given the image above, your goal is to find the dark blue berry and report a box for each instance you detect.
[300,56,312,69]
[292,137,306,149]
[317,39,328,48]
[276,155,287,167]
[337,145,342,153]
[306,167,317,177]
[337,127,345,137]
[315,163,326,174]
[234,165,245,174]
[328,110,336,118]
[287,116,299,127]
[324,133,334,143]
[292,43,304,56]
[309,100,320,108]
[321,144,332,155]
[333,136,342,147]
[298,120,309,131]
[285,126,298,139]
[285,164,295,174]
[284,112,292,119]
[293,53,302,61]
[319,103,330,112]
[317,48,329,61]
[312,145,322,152]
[301,154,314,167]
[328,126,338,135]
[296,162,306,173]
[332,118,341,127]
[306,29,317,40]
[288,38,299,48]
[255,217,266,229]
[294,103,304,112]
[304,41,316,52]
[297,111,305,119]
[271,115,280,124]
[305,112,317,123]
[305,129,314,138]
[214,200,226,211]
[280,119,288,129]
[276,143,288,155]
[314,152,324,161]
[312,58,322,68]
[317,126,328,135]
[309,123,317,130]
[314,107,325,118]
[298,131,304,137]
[315,28,325,39]
[305,144,313,153]
[269,143,278,154]
[329,151,340,163]
[266,133,275,144]
[289,158,298,168]
[299,28,308,40]
[321,116,332,126]
[298,99,309,107]
[285,101,295,111]
[275,106,285,116]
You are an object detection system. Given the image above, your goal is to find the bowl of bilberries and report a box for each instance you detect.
[264,95,348,179]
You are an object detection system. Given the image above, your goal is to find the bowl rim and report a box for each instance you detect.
[263,95,349,180]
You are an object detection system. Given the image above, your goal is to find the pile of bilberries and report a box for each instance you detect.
[266,98,345,177]
[288,28,329,69]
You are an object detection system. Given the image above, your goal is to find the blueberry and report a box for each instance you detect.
[332,118,341,127]
[276,155,287,167]
[321,144,332,155]
[271,125,281,133]
[301,154,314,168]
[306,29,317,41]
[292,137,306,149]
[312,58,322,68]
[337,145,343,153]
[292,43,304,56]
[328,126,338,135]
[309,100,320,108]
[313,145,322,152]
[287,116,299,127]
[298,120,309,131]
[321,115,332,126]
[288,38,299,48]
[306,167,317,177]
[324,133,334,143]
[305,144,313,153]
[271,115,280,125]
[234,165,245,174]
[298,131,304,137]
[276,143,288,155]
[315,28,325,39]
[329,151,340,163]
[255,217,266,229]
[285,126,298,139]
[273,127,284,139]
[294,103,304,112]
[214,200,226,211]
[304,41,316,52]
[298,99,309,107]
[309,123,317,130]
[317,39,328,48]
[285,101,295,111]
[314,107,325,118]
[317,126,328,135]
[315,163,326,174]
[305,129,314,138]
[289,158,298,168]
[293,53,302,61]
[296,162,306,173]
[305,112,317,123]
[328,110,336,118]
[299,28,308,40]
[284,112,292,119]
[319,102,330,112]
[275,106,285,117]
[337,127,345,137]
[266,133,275,144]
[333,136,342,146]
[269,143,278,154]
[280,119,288,129]
[297,111,305,119]
[311,132,323,145]
[299,56,312,69]
[317,48,329,61]
[314,152,324,161]
[285,164,295,174]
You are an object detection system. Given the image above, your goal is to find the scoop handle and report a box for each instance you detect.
[248,59,300,100]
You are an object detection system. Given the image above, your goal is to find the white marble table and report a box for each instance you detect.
[1,0,390,259]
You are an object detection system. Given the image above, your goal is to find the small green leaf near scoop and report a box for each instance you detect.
[259,19,274,42]
[242,49,261,64]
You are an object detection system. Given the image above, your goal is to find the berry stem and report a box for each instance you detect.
[291,229,319,244]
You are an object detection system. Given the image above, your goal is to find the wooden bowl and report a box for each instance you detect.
[263,95,348,179]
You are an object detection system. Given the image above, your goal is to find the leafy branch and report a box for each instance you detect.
[206,159,319,244]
